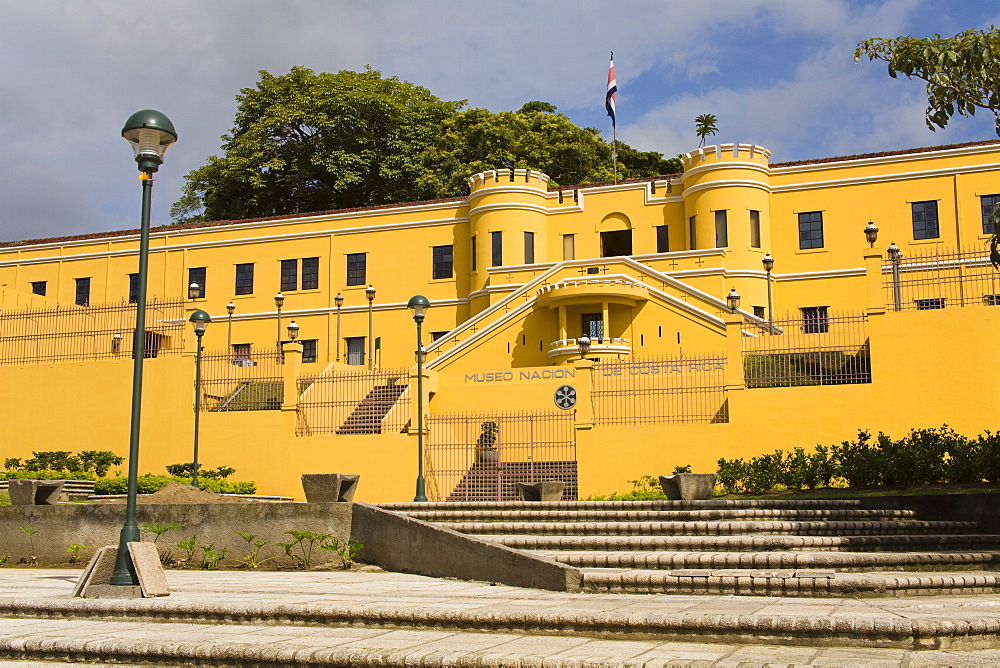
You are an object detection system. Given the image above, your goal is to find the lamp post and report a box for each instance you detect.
[111,109,177,587]
[578,335,592,361]
[888,242,902,311]
[864,221,879,248]
[408,295,430,502]
[727,287,741,313]
[366,285,376,370]
[225,301,235,352]
[188,310,210,489]
[762,253,774,332]
[334,293,344,362]
[274,292,284,355]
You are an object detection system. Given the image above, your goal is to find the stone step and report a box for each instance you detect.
[531,549,1000,571]
[477,533,1000,552]
[436,519,981,536]
[378,498,867,511]
[397,508,918,522]
[580,568,1000,597]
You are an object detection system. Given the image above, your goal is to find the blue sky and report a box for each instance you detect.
[1,0,998,241]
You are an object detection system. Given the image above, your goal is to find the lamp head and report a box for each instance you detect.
[366,285,376,302]
[407,294,430,321]
[287,320,299,341]
[226,301,235,316]
[188,282,200,300]
[188,309,211,335]
[864,221,879,247]
[122,109,177,174]
[726,287,741,313]
[335,292,344,308]
[887,242,902,261]
[274,292,284,309]
[762,253,774,273]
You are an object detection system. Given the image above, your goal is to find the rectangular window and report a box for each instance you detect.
[30,281,45,296]
[280,259,298,292]
[431,331,449,341]
[714,210,728,248]
[524,231,535,264]
[689,216,697,249]
[656,225,670,253]
[235,263,254,295]
[128,273,139,304]
[75,278,90,307]
[750,210,761,248]
[470,236,477,271]
[753,305,765,319]
[345,336,365,366]
[798,211,824,249]
[188,267,206,298]
[916,297,946,310]
[562,234,575,260]
[985,294,1000,306]
[301,339,318,364]
[801,306,829,334]
[581,313,604,340]
[301,257,319,290]
[346,253,366,286]
[432,245,453,279]
[232,343,254,366]
[982,194,1000,234]
[912,200,940,240]
[491,231,503,267]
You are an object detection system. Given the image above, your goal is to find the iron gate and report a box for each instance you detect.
[425,411,577,501]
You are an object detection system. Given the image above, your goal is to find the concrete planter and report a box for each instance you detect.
[516,481,565,502]
[659,473,717,500]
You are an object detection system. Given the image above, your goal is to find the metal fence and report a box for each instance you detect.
[425,411,577,502]
[742,311,871,387]
[592,355,729,425]
[200,348,284,411]
[883,244,1000,311]
[0,298,184,365]
[295,368,410,436]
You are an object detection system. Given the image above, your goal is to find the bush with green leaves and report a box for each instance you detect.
[3,450,123,477]
[0,470,96,481]
[93,475,256,495]
[165,463,236,479]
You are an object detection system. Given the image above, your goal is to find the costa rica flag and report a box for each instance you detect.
[606,52,617,128]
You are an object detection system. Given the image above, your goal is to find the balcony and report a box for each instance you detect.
[536,277,648,308]
[548,337,631,362]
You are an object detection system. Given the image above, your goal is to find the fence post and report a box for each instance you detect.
[864,249,887,316]
[281,342,303,412]
[571,359,593,430]
[724,313,745,392]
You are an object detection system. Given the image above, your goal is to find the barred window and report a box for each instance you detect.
[798,211,824,249]
[347,253,366,286]
[432,245,453,279]
[75,278,91,307]
[235,263,254,295]
[801,306,829,333]
[301,339,318,363]
[912,200,939,240]
[916,297,946,310]
[128,273,139,304]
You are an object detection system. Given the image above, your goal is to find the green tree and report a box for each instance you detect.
[855,27,1000,136]
[174,70,680,223]
[695,114,719,147]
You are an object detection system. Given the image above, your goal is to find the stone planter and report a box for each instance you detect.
[516,480,565,502]
[658,473,716,501]
[477,448,499,463]
[8,479,65,506]
[300,473,360,502]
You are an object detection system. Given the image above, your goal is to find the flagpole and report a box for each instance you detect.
[606,51,618,184]
[612,124,618,184]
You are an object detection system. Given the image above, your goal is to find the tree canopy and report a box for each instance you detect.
[173,67,680,223]
[855,27,1000,136]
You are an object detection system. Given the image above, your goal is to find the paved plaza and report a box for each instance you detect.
[3,568,1000,665]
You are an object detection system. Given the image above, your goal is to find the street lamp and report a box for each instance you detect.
[111,109,177,587]
[226,301,235,352]
[188,282,200,300]
[762,253,774,332]
[864,221,879,247]
[334,293,344,362]
[578,335,592,360]
[366,285,376,370]
[888,242,903,311]
[188,310,211,489]
[407,295,430,502]
[274,292,284,355]
[287,320,299,341]
[726,287,741,313]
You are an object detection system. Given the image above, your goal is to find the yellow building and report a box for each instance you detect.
[1,139,999,501]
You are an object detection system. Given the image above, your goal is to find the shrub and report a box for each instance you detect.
[0,470,96,481]
[92,475,256,495]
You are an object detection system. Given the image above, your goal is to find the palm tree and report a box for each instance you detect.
[695,114,719,147]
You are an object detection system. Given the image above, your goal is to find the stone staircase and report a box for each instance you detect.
[335,380,407,434]
[377,499,1000,597]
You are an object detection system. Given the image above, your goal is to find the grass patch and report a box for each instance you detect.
[0,491,8,506]
[717,481,1000,500]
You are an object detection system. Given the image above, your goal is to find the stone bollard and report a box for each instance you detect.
[658,474,716,501]
[516,480,565,502]
[301,473,360,503]
[8,479,65,506]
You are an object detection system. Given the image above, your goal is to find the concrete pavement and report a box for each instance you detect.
[4,568,1000,665]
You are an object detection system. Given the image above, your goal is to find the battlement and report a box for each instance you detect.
[467,168,551,193]
[682,143,771,171]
